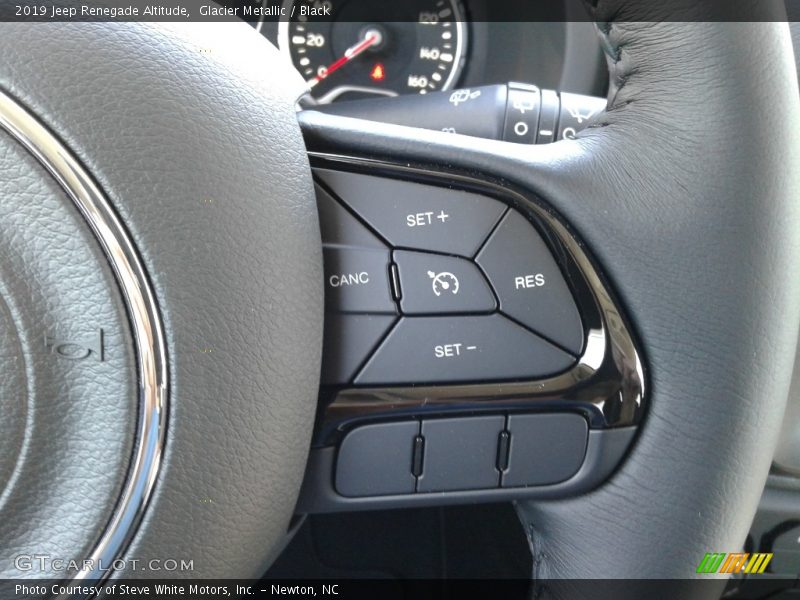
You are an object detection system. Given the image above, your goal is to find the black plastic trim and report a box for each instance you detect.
[297,427,637,513]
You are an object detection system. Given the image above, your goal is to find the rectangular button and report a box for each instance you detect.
[418,416,505,492]
[502,414,588,487]
[336,421,419,497]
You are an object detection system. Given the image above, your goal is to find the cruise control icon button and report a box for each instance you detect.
[476,209,584,355]
[394,250,496,315]
[354,315,575,385]
[428,271,459,296]
[315,169,506,257]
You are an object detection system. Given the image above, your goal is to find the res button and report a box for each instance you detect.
[476,210,584,355]
[315,169,506,257]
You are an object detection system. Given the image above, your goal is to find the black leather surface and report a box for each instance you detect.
[764,5,800,491]
[0,128,136,577]
[0,23,322,577]
[299,14,800,589]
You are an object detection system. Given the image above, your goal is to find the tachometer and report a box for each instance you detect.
[278,0,468,103]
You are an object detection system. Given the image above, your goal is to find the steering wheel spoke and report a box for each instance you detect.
[298,14,800,582]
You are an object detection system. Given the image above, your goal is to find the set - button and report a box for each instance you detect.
[355,315,574,385]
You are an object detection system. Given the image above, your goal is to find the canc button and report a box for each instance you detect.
[476,210,584,355]
[394,250,496,315]
[323,247,395,314]
[315,169,507,257]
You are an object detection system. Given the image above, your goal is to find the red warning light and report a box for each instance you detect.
[370,63,386,82]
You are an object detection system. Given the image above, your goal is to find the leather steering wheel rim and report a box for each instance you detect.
[0,22,323,580]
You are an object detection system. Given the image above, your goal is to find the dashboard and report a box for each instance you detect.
[250,0,609,104]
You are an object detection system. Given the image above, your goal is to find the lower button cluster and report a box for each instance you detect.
[335,413,589,497]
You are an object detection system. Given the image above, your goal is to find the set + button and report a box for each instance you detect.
[315,169,507,257]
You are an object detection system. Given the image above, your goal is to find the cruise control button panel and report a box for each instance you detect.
[316,169,585,387]
[301,162,643,513]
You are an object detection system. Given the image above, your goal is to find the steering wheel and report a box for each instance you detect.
[1,1,798,596]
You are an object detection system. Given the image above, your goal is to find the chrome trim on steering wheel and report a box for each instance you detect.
[0,90,168,588]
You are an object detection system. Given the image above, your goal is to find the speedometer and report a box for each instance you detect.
[278,0,468,104]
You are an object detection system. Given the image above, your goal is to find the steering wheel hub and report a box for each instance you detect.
[0,22,323,581]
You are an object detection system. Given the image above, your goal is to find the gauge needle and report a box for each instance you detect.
[308,31,381,89]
